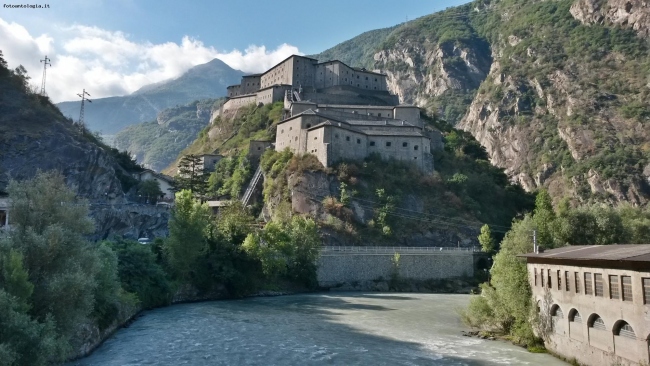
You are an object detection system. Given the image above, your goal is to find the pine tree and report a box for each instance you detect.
[176,154,208,198]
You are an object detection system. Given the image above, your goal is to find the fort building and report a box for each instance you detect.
[521,245,650,366]
[218,55,442,172]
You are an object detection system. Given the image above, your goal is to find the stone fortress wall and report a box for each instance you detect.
[317,247,481,288]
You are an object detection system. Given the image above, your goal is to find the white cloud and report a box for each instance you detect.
[0,18,302,103]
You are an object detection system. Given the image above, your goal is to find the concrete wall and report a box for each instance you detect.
[241,75,261,95]
[528,263,650,365]
[223,94,257,111]
[317,251,477,287]
[315,61,387,91]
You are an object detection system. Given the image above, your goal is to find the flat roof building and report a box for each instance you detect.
[521,245,650,366]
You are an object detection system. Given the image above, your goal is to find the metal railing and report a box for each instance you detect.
[320,246,479,254]
[241,165,263,207]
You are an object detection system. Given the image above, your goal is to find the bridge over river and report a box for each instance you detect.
[317,246,486,289]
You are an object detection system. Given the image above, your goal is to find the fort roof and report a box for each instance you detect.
[260,54,319,76]
[519,244,650,270]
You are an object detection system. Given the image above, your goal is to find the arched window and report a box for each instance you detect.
[588,315,606,331]
[568,309,582,323]
[550,305,564,318]
[614,321,636,339]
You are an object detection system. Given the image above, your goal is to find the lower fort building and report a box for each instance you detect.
[521,245,650,365]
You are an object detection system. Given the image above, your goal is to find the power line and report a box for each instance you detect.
[39,55,51,96]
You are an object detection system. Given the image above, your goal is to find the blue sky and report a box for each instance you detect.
[1,0,471,102]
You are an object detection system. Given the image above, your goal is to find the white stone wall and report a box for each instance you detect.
[528,263,650,365]
[222,95,257,111]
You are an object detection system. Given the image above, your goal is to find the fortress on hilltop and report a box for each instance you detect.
[219,55,442,172]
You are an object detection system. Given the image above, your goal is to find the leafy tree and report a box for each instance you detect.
[164,189,210,280]
[104,239,171,309]
[137,179,163,204]
[4,171,99,345]
[242,216,321,288]
[478,224,495,254]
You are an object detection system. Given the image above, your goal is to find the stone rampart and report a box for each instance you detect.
[317,246,481,288]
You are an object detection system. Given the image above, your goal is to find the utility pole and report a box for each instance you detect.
[533,229,538,254]
[76,89,92,128]
[39,55,51,96]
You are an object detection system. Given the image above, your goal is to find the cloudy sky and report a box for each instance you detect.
[1,0,470,103]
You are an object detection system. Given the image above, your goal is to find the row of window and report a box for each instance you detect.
[534,268,650,303]
[331,134,420,150]
[548,305,636,339]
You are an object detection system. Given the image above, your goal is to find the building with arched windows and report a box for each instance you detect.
[521,245,650,365]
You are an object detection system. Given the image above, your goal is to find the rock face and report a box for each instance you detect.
[571,0,650,37]
[374,39,492,108]
[454,0,650,205]
[284,170,479,248]
[1,72,169,240]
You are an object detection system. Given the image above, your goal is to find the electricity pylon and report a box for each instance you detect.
[39,55,51,96]
[77,89,92,128]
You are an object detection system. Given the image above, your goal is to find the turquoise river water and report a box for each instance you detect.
[69,293,567,365]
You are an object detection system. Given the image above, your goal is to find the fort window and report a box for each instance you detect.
[609,275,620,299]
[335,134,339,138]
[306,124,311,128]
[375,78,377,81]
[565,271,570,291]
[414,144,419,150]
[594,273,603,296]
[589,315,606,331]
[534,268,538,286]
[281,129,284,133]
[615,322,635,339]
[585,272,593,295]
[357,84,360,87]
[541,269,545,287]
[290,127,292,130]
[557,270,562,290]
[547,270,551,288]
[365,76,368,80]
[569,309,582,323]
[575,272,580,293]
[0,210,6,227]
[413,156,417,160]
[357,75,359,79]
[402,142,408,147]
[314,136,317,140]
[370,141,375,146]
[550,305,563,318]
[294,137,298,141]
[357,138,361,144]
[622,276,633,301]
[378,113,381,117]
[386,141,392,147]
[643,278,650,304]
[346,136,350,141]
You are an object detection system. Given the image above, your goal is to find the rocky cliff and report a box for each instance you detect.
[0,58,169,240]
[571,0,650,37]
[455,0,650,205]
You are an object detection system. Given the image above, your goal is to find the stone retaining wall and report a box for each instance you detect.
[317,251,480,288]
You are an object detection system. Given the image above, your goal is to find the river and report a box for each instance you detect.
[69,293,567,365]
